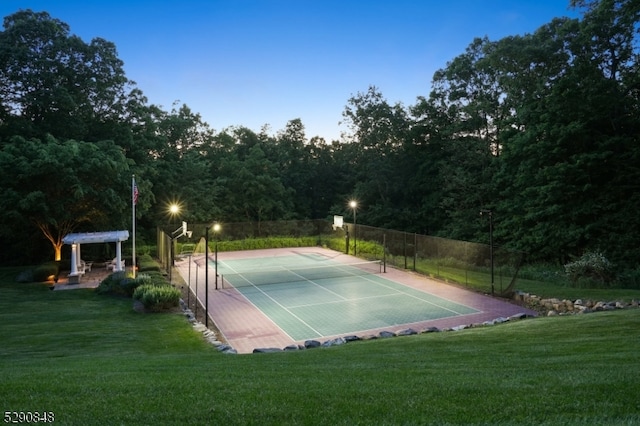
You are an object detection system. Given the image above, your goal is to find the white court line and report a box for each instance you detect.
[226,270,325,339]
[285,273,476,316]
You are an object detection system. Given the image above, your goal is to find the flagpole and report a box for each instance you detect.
[132,174,137,279]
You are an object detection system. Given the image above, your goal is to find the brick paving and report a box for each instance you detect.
[175,247,538,354]
[53,264,113,290]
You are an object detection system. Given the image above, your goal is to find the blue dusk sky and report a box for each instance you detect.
[1,1,579,141]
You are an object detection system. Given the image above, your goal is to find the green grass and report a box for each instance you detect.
[1,272,639,425]
[385,257,640,302]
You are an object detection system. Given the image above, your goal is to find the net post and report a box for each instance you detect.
[383,233,387,273]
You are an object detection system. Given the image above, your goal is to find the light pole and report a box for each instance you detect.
[204,222,221,328]
[349,200,358,256]
[205,225,210,328]
[480,209,494,296]
[213,223,221,290]
[168,203,180,283]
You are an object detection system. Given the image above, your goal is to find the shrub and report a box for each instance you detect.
[133,284,180,312]
[32,262,60,282]
[617,267,640,289]
[97,271,149,297]
[564,251,616,287]
[137,254,162,273]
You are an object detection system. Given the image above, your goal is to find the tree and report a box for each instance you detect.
[417,38,504,240]
[340,86,412,228]
[216,144,294,227]
[0,136,131,260]
[493,4,640,263]
[0,10,132,142]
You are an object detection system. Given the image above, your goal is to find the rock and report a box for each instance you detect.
[322,337,347,347]
[283,344,300,351]
[343,335,360,342]
[253,347,282,353]
[360,334,377,340]
[451,325,467,331]
[216,344,234,352]
[509,313,528,321]
[421,327,440,333]
[397,328,418,336]
[547,310,558,316]
[193,323,208,332]
[304,340,321,349]
[379,330,396,338]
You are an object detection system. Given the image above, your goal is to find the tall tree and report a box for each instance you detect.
[0,136,131,260]
[0,10,132,141]
[216,142,294,226]
[341,86,412,228]
[415,39,504,240]
[494,3,640,263]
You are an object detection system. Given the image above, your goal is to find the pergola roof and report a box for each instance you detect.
[62,230,130,245]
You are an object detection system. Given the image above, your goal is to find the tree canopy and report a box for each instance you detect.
[0,2,638,269]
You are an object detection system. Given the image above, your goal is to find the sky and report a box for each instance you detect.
[1,1,580,142]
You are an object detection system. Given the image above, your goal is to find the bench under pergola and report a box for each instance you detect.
[62,230,130,283]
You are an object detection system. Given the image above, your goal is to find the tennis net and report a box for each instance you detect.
[220,260,383,289]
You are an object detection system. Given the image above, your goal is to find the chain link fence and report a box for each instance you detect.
[158,219,524,297]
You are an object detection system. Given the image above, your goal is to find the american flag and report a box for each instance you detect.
[133,181,139,205]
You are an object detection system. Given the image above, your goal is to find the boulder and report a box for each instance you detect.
[253,347,282,353]
[304,340,321,349]
[322,337,347,347]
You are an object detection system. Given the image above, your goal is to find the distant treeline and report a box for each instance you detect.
[1,1,638,268]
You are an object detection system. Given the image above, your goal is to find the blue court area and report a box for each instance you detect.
[214,253,478,341]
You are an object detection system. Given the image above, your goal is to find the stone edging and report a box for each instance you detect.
[513,291,640,316]
[181,293,640,354]
[179,299,237,354]
[179,298,536,354]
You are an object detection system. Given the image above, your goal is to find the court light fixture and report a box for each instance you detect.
[205,222,222,328]
[349,200,358,256]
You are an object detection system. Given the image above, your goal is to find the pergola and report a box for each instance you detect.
[62,230,130,282]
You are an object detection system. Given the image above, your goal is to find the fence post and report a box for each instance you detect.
[413,232,418,272]
[383,233,387,273]
[403,232,407,269]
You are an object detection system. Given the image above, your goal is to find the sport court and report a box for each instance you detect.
[176,247,536,353]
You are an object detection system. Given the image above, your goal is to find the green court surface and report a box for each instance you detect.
[214,253,478,341]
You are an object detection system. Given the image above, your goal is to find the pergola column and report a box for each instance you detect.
[70,244,79,276]
[115,241,123,272]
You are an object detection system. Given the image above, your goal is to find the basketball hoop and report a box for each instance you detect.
[332,215,344,230]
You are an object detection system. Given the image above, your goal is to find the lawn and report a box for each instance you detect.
[1,268,639,425]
